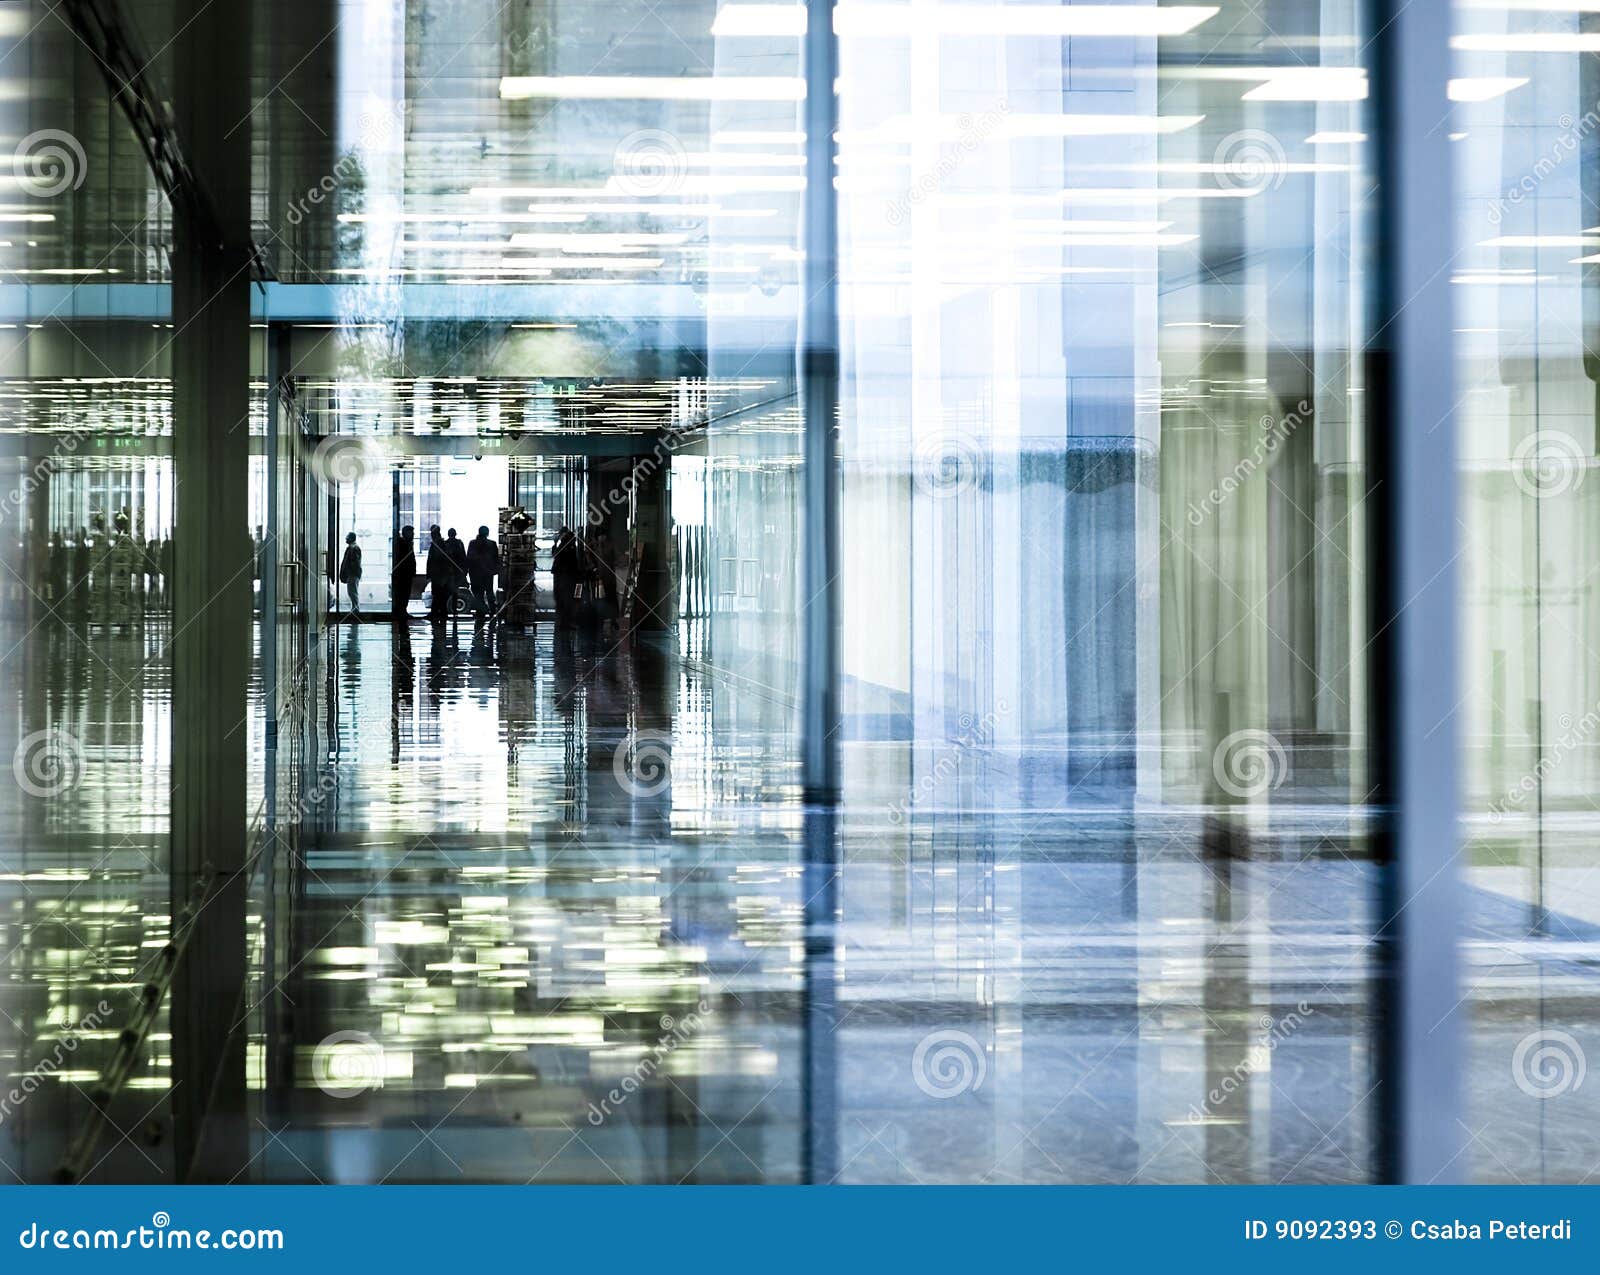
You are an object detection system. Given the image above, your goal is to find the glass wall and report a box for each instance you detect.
[1454,0,1600,1182]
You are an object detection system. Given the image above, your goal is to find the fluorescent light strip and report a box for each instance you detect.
[712,130,805,145]
[1454,33,1600,52]
[1242,68,1367,101]
[1449,76,1528,101]
[1480,235,1600,247]
[340,212,587,224]
[500,75,804,101]
[710,3,1219,36]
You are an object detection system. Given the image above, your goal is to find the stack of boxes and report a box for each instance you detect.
[498,506,540,628]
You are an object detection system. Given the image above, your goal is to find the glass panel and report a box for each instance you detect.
[1455,0,1600,1183]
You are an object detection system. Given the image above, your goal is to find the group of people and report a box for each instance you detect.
[14,513,175,622]
[339,523,502,622]
[337,521,628,637]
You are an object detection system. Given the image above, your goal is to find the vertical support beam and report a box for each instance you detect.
[800,0,842,1186]
[264,326,285,747]
[1370,0,1463,1184]
[168,0,253,1181]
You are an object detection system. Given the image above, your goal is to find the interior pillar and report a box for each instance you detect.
[166,0,254,1181]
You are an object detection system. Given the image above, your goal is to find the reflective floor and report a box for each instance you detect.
[4,613,1600,1184]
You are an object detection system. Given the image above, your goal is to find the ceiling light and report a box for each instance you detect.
[500,76,804,101]
[1454,33,1600,52]
[1448,76,1528,101]
[1242,68,1367,101]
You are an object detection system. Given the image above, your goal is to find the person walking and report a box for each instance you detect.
[338,531,363,618]
[391,524,417,621]
[466,524,500,619]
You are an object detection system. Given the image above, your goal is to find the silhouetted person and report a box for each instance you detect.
[427,525,453,620]
[444,528,468,618]
[552,526,580,636]
[338,531,362,618]
[71,527,90,615]
[391,524,417,621]
[46,530,65,606]
[466,524,499,618]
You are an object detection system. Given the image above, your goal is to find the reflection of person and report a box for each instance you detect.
[466,525,499,618]
[338,531,362,618]
[391,525,416,621]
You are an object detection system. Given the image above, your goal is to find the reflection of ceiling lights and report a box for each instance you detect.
[1242,68,1366,101]
[1448,76,1528,101]
[1479,236,1600,247]
[500,75,804,101]
[711,3,1219,36]
[1454,34,1600,52]
[1306,131,1366,145]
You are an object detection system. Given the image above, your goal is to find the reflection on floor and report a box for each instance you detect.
[3,617,1599,1183]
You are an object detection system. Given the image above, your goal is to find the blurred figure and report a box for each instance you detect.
[160,535,173,612]
[552,525,580,636]
[391,524,417,621]
[47,530,66,607]
[466,524,499,619]
[71,526,90,616]
[426,525,453,620]
[444,527,468,609]
[338,531,362,618]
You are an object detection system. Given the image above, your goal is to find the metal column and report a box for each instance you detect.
[166,0,254,1180]
[1370,0,1464,1184]
[799,0,842,1186]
